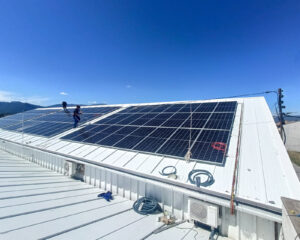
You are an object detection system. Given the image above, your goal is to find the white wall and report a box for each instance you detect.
[284,122,300,152]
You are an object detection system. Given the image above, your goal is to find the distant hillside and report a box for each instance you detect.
[274,115,300,123]
[46,103,105,107]
[46,104,84,108]
[0,101,42,117]
[47,103,105,107]
[0,102,106,118]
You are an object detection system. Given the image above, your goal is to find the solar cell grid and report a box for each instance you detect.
[68,132,91,141]
[22,122,54,136]
[135,106,157,113]
[5,121,38,131]
[62,124,108,141]
[115,126,138,135]
[61,101,237,165]
[0,106,120,137]
[157,139,191,157]
[0,120,19,129]
[66,125,104,142]
[0,110,59,130]
[83,132,110,144]
[210,112,234,120]
[181,119,207,128]
[215,101,237,112]
[148,127,175,138]
[81,107,118,114]
[205,119,232,130]
[97,134,125,146]
[98,115,122,124]
[114,135,145,149]
[101,125,123,134]
[191,142,224,163]
[133,137,167,152]
[131,127,156,136]
[196,130,229,143]
[170,129,200,141]
[116,114,144,125]
[195,102,217,112]
[163,104,185,112]
[129,113,158,126]
[177,103,201,112]
[149,105,172,113]
[42,123,73,137]
[143,113,173,127]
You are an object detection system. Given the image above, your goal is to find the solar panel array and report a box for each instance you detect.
[0,107,119,137]
[62,101,237,164]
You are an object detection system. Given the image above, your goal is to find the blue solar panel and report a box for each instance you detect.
[61,101,238,165]
[0,106,119,137]
[0,109,58,130]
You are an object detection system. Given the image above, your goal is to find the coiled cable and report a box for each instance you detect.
[159,165,177,176]
[188,169,215,187]
[133,197,162,215]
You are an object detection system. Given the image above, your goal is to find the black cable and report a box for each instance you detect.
[209,228,219,240]
[282,125,287,144]
[159,165,177,176]
[188,169,215,187]
[133,197,162,215]
[213,90,277,100]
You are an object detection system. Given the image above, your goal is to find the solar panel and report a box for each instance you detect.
[62,101,238,165]
[0,107,119,137]
[0,109,59,130]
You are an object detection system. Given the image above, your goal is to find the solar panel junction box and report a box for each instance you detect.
[188,198,220,229]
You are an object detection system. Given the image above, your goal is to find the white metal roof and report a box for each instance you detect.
[0,97,299,213]
[0,149,230,240]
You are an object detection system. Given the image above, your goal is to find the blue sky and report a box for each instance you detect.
[0,0,299,113]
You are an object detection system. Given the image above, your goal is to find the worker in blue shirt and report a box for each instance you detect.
[73,105,81,128]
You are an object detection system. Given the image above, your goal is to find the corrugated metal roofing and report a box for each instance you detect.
[0,149,230,240]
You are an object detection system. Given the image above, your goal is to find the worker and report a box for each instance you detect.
[73,105,82,128]
[62,101,70,115]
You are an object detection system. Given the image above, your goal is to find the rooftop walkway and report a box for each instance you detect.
[0,149,228,240]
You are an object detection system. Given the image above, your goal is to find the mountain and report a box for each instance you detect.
[47,103,105,107]
[0,101,42,117]
[0,101,106,118]
[46,104,85,108]
[274,115,300,123]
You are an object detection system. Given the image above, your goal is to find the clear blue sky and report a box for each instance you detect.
[0,0,299,112]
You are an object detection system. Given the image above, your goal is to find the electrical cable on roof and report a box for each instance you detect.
[275,103,287,144]
[159,165,177,179]
[209,228,219,240]
[133,197,162,215]
[188,169,215,187]
[185,103,192,162]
